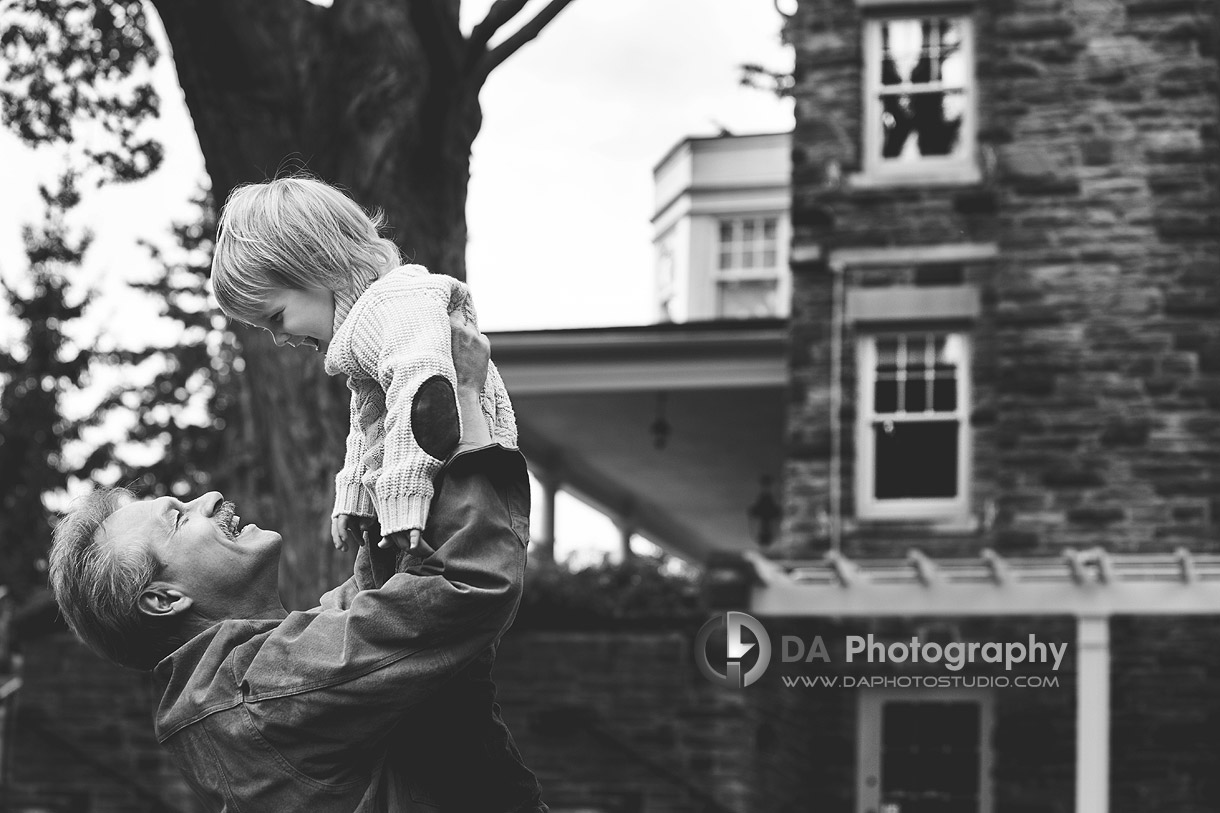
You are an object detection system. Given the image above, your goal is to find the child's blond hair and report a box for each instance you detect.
[211,176,401,325]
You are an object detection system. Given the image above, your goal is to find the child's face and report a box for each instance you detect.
[259,287,335,350]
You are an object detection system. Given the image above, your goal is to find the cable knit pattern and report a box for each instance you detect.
[325,265,518,534]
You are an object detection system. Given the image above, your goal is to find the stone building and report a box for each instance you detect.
[717,0,1220,811]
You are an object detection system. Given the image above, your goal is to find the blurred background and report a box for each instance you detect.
[1,0,1219,811]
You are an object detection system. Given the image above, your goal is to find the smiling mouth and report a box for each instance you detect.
[288,336,322,352]
[216,500,256,540]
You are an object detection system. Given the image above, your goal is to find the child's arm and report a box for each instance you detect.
[345,276,464,542]
[331,376,376,551]
[383,313,492,554]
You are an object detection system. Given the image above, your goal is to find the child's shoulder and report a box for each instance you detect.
[356,265,458,308]
[354,265,456,306]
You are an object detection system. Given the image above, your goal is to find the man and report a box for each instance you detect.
[48,322,545,812]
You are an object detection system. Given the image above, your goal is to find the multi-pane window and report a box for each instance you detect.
[862,14,976,181]
[858,333,970,518]
[716,217,783,318]
[858,691,993,813]
[718,218,778,271]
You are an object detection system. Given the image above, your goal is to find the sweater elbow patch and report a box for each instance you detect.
[412,375,460,460]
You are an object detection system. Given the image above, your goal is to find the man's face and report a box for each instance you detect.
[102,491,283,620]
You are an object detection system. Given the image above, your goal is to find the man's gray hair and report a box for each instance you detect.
[48,487,175,671]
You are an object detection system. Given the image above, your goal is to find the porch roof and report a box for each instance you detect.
[488,319,788,563]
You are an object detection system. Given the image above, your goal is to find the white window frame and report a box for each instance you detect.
[713,214,790,318]
[856,331,971,521]
[857,688,994,813]
[854,11,980,188]
[656,227,677,322]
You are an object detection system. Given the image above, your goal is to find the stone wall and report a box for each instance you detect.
[781,0,1220,556]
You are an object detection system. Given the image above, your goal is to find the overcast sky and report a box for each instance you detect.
[0,0,793,562]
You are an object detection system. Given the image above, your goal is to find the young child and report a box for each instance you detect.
[210,175,517,555]
[209,176,544,812]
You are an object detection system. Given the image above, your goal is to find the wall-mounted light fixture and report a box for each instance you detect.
[650,392,670,450]
[748,475,781,547]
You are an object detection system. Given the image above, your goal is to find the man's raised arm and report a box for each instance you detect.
[237,318,529,749]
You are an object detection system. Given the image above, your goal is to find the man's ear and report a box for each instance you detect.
[138,583,193,618]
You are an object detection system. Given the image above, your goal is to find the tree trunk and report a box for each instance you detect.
[151,0,482,608]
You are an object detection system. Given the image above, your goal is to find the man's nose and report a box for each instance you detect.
[186,491,224,516]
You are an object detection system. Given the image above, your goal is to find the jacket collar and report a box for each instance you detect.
[152,618,279,741]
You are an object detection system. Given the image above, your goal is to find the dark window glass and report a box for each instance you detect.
[904,378,928,413]
[875,380,899,414]
[932,378,957,411]
[881,701,981,813]
[874,420,958,498]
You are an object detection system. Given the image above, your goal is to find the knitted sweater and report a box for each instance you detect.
[324,265,517,534]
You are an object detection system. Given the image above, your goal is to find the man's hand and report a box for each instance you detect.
[450,308,494,449]
[451,310,490,396]
[381,528,436,558]
[331,514,376,552]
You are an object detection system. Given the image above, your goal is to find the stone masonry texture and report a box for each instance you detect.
[768,0,1220,809]
[780,0,1220,557]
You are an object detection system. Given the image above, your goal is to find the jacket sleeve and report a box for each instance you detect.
[332,375,376,518]
[349,278,462,535]
[240,444,529,770]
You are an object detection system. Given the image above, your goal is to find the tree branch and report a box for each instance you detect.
[467,0,532,54]
[471,0,577,86]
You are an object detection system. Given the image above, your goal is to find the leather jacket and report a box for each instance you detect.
[153,445,545,812]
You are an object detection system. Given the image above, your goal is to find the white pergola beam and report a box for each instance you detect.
[749,582,1220,617]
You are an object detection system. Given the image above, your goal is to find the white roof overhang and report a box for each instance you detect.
[489,320,788,563]
[736,549,1220,616]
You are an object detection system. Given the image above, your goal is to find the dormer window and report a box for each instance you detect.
[715,216,786,318]
[856,10,979,187]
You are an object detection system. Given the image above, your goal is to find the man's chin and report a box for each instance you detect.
[236,524,283,549]
[257,528,284,548]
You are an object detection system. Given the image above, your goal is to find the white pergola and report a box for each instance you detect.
[739,548,1220,813]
